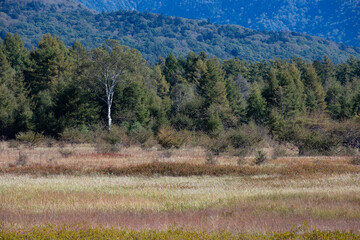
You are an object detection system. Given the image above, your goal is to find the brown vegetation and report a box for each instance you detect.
[1,161,359,177]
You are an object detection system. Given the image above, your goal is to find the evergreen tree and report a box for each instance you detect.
[117,82,150,126]
[225,77,246,120]
[26,34,70,95]
[353,88,360,115]
[163,53,185,86]
[153,65,170,98]
[3,33,29,72]
[246,82,267,124]
[303,63,326,112]
[0,50,32,137]
[68,40,88,78]
[53,81,100,133]
[325,80,343,119]
[199,58,229,107]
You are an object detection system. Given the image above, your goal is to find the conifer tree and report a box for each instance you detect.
[163,53,185,85]
[0,50,32,136]
[246,82,267,124]
[153,65,170,98]
[303,63,326,112]
[26,34,70,94]
[3,33,29,72]
[326,80,343,119]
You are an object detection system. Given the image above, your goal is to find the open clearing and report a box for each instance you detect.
[1,174,360,232]
[0,144,359,236]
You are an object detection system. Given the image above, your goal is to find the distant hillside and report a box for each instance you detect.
[75,0,360,47]
[1,0,360,63]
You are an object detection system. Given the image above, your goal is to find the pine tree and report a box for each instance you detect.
[3,33,29,72]
[225,77,246,120]
[303,63,326,112]
[325,79,343,119]
[153,65,170,98]
[54,81,100,133]
[26,34,70,94]
[0,50,32,137]
[163,53,185,85]
[68,40,88,78]
[246,82,267,124]
[199,58,229,107]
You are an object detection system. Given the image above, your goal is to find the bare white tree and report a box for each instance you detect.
[88,40,135,130]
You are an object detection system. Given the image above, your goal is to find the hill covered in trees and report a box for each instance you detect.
[1,0,360,63]
[75,0,360,47]
[1,33,360,155]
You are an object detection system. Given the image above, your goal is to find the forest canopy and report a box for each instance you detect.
[1,33,360,155]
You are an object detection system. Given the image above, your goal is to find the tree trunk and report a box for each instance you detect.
[107,104,112,130]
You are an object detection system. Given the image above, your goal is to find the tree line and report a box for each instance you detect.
[1,33,360,154]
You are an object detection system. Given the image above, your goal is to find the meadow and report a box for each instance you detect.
[0,143,359,238]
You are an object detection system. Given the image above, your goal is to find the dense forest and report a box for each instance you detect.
[1,0,360,64]
[1,33,360,156]
[76,0,360,47]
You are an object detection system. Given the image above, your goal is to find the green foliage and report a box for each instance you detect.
[101,125,127,145]
[0,32,360,158]
[3,33,29,72]
[303,63,327,112]
[246,82,267,124]
[2,0,360,64]
[255,150,268,165]
[157,127,189,149]
[128,122,154,146]
[16,131,45,147]
[60,126,94,144]
[75,0,360,48]
[0,49,32,137]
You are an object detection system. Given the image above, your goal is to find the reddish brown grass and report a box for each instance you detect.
[2,206,359,233]
[1,162,359,177]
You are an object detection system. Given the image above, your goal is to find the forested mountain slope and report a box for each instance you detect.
[75,0,360,47]
[1,0,360,63]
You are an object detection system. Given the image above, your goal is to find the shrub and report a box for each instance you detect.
[351,155,360,165]
[128,124,153,146]
[159,149,173,159]
[272,146,287,159]
[255,151,267,165]
[15,152,28,166]
[157,127,188,149]
[16,131,45,147]
[58,148,74,158]
[207,133,230,156]
[227,124,263,150]
[60,126,93,144]
[8,140,20,149]
[205,151,217,165]
[101,125,127,146]
[237,156,245,165]
[95,142,121,153]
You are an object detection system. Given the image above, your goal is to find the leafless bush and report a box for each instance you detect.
[350,155,360,165]
[96,142,121,153]
[8,140,20,149]
[58,148,74,158]
[15,152,28,166]
[206,152,217,165]
[159,149,173,159]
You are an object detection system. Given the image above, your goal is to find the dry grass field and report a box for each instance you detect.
[0,142,359,237]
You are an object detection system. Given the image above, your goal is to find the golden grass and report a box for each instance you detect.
[0,142,354,169]
[1,226,359,240]
[1,174,360,232]
[1,143,359,232]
